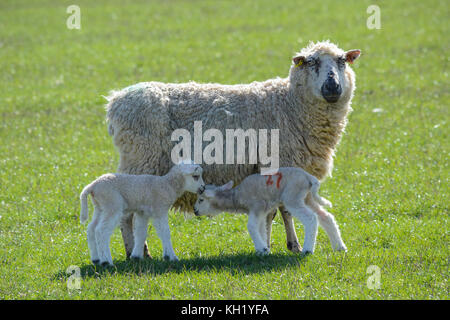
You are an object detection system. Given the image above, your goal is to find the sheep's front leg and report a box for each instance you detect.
[151,213,178,261]
[120,212,152,259]
[247,212,269,255]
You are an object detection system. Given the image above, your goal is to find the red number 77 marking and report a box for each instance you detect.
[266,172,283,188]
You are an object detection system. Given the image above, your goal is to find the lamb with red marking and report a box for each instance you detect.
[194,167,346,255]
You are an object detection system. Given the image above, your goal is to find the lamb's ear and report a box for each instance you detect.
[345,49,361,64]
[179,164,196,175]
[219,180,234,191]
[204,189,216,198]
[292,55,306,68]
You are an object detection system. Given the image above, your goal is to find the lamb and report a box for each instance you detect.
[79,162,205,266]
[193,168,346,254]
[105,40,361,258]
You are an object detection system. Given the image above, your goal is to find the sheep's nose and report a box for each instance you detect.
[194,208,200,216]
[321,77,342,103]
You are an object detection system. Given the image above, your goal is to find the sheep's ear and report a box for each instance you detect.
[292,55,306,68]
[345,49,361,64]
[220,180,234,191]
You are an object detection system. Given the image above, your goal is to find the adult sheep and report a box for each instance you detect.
[106,41,361,258]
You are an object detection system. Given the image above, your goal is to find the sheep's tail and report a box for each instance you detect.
[80,184,94,224]
[309,176,332,208]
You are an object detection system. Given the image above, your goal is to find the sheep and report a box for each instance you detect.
[193,168,346,254]
[79,162,205,266]
[105,40,361,258]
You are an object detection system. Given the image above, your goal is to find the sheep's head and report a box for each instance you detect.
[289,41,361,104]
[194,181,234,217]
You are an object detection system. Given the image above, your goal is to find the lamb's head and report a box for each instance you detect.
[289,41,361,104]
[174,163,206,194]
[194,181,234,217]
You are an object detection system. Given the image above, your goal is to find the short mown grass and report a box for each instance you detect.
[0,0,448,299]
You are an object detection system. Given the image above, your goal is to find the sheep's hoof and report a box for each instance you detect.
[301,250,313,256]
[287,241,302,253]
[101,261,113,267]
[92,259,100,265]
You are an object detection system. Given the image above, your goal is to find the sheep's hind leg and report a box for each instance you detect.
[279,206,302,253]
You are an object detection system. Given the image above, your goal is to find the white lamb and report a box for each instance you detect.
[193,168,346,255]
[79,163,205,266]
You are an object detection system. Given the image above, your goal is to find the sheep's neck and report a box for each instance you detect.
[285,84,351,178]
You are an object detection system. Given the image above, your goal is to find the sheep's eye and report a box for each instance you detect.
[198,198,204,203]
[337,57,346,68]
[308,58,318,66]
[192,175,200,181]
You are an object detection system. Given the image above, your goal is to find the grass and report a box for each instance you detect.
[0,0,448,299]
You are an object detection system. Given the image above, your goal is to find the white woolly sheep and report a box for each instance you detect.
[193,168,346,254]
[105,41,361,257]
[79,163,205,266]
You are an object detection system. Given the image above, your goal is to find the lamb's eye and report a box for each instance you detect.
[193,175,199,181]
[198,198,204,203]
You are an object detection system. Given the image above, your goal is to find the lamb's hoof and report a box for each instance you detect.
[130,255,143,261]
[257,248,270,255]
[163,255,179,262]
[335,244,348,252]
[287,241,302,253]
[92,259,100,265]
[101,261,113,267]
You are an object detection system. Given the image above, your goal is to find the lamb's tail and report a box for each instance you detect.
[309,176,332,208]
[79,184,94,224]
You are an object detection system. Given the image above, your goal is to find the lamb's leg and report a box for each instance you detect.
[95,211,122,266]
[130,213,150,259]
[305,193,347,251]
[284,204,318,254]
[151,213,178,261]
[247,212,270,255]
[279,206,302,253]
[258,214,269,252]
[87,206,101,264]
[120,212,152,259]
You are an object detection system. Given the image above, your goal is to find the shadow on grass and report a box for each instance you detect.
[54,252,310,280]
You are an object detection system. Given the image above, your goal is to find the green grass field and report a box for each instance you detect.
[0,0,448,299]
